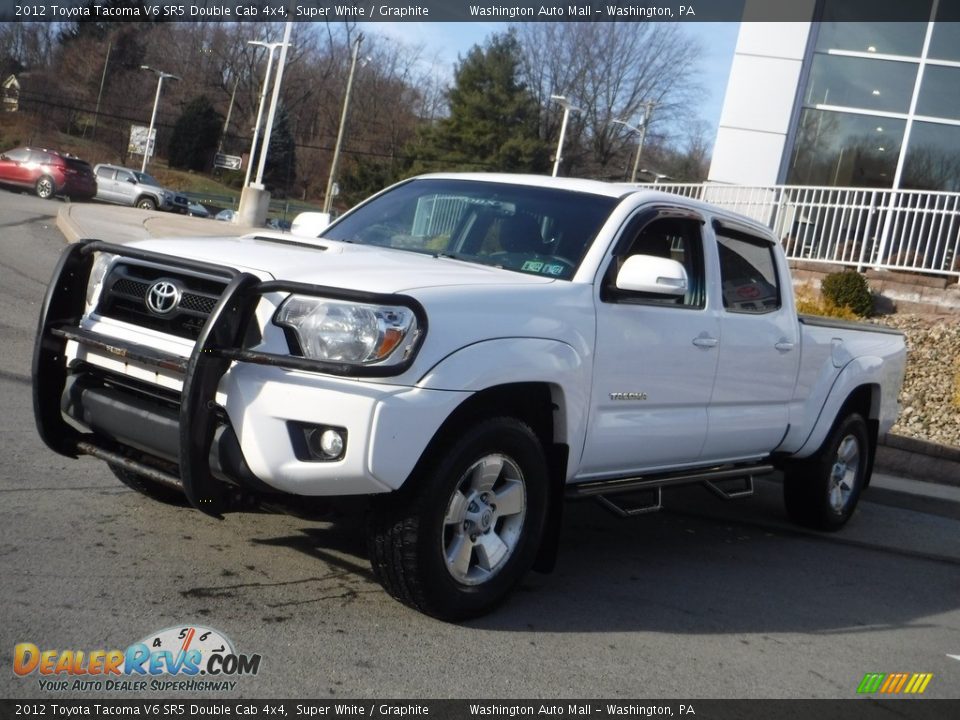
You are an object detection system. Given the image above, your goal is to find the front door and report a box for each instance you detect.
[578,211,721,478]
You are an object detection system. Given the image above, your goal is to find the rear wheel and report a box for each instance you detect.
[35,176,55,199]
[367,417,549,620]
[136,196,157,210]
[109,465,188,506]
[783,413,869,531]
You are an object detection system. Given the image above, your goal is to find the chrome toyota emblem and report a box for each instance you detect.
[145,280,181,315]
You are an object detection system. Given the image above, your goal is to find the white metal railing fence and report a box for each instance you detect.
[635,182,960,280]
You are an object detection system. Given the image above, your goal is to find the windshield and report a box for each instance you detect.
[322,178,619,280]
[133,171,161,187]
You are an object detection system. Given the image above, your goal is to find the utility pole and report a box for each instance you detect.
[140,66,180,173]
[323,33,364,215]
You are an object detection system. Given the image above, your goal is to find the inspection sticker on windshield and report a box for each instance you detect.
[522,260,565,276]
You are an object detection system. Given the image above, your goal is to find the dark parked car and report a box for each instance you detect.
[0,147,96,199]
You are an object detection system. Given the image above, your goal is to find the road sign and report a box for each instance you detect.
[128,125,156,158]
[215,153,243,171]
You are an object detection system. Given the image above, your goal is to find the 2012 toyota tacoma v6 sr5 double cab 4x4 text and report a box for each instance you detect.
[33,174,906,619]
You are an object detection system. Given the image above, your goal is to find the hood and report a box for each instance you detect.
[129,234,557,293]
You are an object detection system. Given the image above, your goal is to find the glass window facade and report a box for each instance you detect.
[804,54,916,113]
[786,0,960,192]
[815,0,930,56]
[788,110,904,187]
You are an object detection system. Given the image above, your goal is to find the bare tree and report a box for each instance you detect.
[518,23,704,178]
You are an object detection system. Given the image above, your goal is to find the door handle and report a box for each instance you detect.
[692,336,719,349]
[774,341,795,352]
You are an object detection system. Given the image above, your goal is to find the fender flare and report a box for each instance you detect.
[793,355,884,459]
[417,337,591,473]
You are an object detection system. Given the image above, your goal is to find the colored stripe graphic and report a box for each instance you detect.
[857,672,933,694]
[857,674,885,694]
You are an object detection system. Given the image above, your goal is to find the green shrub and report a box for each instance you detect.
[794,285,860,320]
[820,271,873,317]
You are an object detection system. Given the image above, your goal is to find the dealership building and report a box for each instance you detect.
[690,0,960,284]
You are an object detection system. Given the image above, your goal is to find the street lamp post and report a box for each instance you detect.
[243,39,289,188]
[139,65,180,173]
[323,33,363,215]
[612,101,656,184]
[550,94,581,178]
[254,21,294,188]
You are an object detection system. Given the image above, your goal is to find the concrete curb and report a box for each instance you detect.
[55,205,83,244]
[876,434,960,487]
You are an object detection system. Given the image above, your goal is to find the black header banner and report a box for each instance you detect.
[0,0,949,24]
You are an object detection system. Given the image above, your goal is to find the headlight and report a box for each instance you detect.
[275,296,420,366]
[85,251,115,313]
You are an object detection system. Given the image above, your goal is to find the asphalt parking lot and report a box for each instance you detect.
[2,190,959,700]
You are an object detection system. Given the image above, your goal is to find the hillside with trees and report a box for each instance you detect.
[0,19,709,209]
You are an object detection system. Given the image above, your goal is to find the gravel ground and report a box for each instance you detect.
[873,314,960,448]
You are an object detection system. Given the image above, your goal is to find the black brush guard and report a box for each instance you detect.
[32,240,427,518]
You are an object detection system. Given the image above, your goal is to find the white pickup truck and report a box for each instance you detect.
[34,174,906,619]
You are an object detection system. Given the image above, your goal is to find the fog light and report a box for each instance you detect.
[319,429,344,457]
[302,425,347,461]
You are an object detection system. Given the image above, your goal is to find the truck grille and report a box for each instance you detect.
[96,263,226,340]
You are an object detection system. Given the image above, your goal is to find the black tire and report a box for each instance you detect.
[367,417,549,621]
[109,464,189,506]
[35,175,55,199]
[783,413,870,531]
[136,196,157,210]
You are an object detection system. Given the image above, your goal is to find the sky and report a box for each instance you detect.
[368,21,741,147]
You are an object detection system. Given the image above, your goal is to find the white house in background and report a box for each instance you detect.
[709,0,960,194]
[2,75,19,112]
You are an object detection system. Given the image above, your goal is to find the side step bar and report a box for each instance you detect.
[567,463,773,518]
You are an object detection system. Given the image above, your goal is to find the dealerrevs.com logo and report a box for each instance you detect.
[13,625,262,693]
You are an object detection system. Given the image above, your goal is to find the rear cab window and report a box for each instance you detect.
[713,220,782,314]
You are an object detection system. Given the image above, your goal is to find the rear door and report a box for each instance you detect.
[701,219,800,460]
[579,208,721,477]
[95,166,118,202]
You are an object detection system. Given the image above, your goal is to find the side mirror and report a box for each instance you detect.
[291,211,331,238]
[126,177,137,184]
[616,254,688,296]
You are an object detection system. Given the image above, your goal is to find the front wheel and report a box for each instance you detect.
[136,197,157,210]
[367,417,549,620]
[783,413,869,531]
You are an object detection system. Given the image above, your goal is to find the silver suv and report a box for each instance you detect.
[93,164,188,212]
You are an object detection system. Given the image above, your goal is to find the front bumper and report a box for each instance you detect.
[34,240,451,516]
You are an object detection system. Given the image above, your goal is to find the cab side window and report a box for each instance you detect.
[715,232,781,313]
[604,216,706,308]
[96,167,115,180]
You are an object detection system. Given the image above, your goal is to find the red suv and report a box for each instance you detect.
[0,147,97,200]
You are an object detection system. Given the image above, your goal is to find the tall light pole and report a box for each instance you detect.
[323,33,363,214]
[139,65,180,173]
[92,40,111,140]
[550,94,580,178]
[243,39,288,188]
[254,21,293,188]
[218,74,240,155]
[612,101,656,183]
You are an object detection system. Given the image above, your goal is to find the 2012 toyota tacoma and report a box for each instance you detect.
[33,174,907,619]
